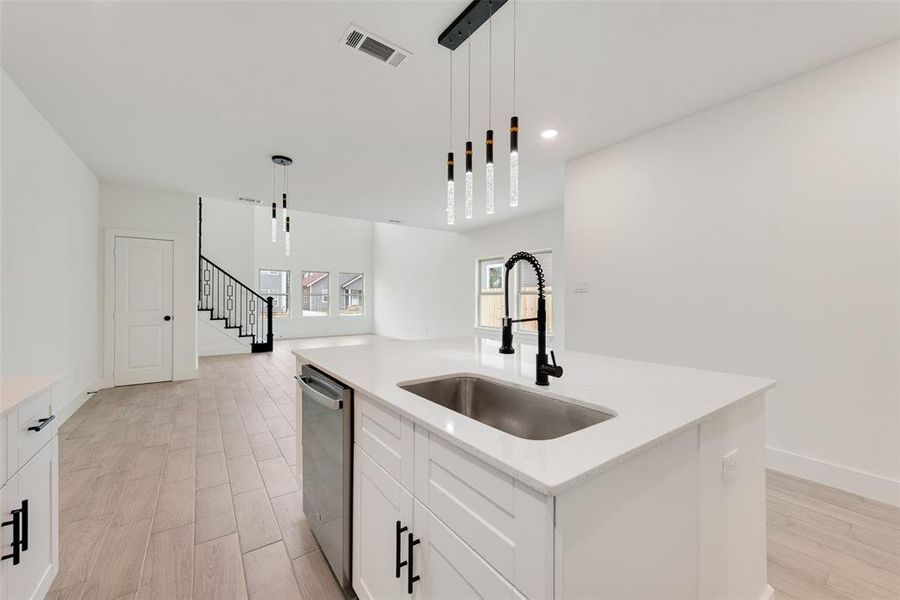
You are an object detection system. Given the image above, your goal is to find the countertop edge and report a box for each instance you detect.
[294,349,776,496]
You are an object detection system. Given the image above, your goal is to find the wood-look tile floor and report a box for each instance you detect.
[48,340,899,600]
[48,340,343,600]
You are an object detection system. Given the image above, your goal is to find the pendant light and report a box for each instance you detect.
[509,0,519,208]
[485,2,494,215]
[465,27,473,220]
[447,49,455,226]
[271,155,292,255]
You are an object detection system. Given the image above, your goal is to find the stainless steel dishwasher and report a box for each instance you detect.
[296,364,353,593]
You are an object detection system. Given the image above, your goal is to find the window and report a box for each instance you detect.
[518,250,552,333]
[339,273,364,316]
[476,250,553,334]
[259,270,289,316]
[478,257,506,328]
[302,271,330,317]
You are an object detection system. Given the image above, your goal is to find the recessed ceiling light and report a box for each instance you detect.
[541,129,559,139]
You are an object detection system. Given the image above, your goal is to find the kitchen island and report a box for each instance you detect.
[294,336,775,600]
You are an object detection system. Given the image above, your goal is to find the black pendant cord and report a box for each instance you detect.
[513,0,517,114]
[467,22,471,141]
[488,2,493,130]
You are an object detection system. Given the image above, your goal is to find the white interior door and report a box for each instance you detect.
[114,236,174,386]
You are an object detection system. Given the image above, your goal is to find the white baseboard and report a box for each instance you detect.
[767,446,900,507]
[173,367,199,381]
[54,387,93,426]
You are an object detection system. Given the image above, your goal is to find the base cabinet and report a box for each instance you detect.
[1,438,58,600]
[353,445,413,600]
[354,442,525,600]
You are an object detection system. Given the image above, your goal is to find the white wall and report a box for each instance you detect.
[99,181,198,381]
[1,70,100,417]
[373,208,565,347]
[201,197,255,284]
[564,42,899,504]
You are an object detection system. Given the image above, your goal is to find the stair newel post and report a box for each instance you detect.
[266,296,274,350]
[198,197,202,305]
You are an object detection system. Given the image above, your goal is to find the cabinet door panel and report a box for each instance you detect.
[412,499,525,600]
[353,445,413,600]
[355,396,414,490]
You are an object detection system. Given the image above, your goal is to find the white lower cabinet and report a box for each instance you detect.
[354,444,413,600]
[410,499,526,600]
[1,438,58,600]
[354,439,528,600]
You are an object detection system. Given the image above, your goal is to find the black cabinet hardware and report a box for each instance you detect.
[28,415,55,432]
[164,315,172,321]
[1,501,27,565]
[407,532,421,594]
[395,520,408,578]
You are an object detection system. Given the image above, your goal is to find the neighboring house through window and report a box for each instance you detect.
[478,258,506,328]
[340,273,364,316]
[259,269,289,316]
[302,271,329,317]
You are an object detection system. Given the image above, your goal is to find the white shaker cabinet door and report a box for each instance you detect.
[354,444,413,600]
[1,437,58,600]
[410,499,526,600]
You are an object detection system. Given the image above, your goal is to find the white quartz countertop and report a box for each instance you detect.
[1,374,65,418]
[294,336,775,495]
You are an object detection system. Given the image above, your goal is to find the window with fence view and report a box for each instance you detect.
[259,269,289,316]
[477,251,552,333]
[340,273,364,316]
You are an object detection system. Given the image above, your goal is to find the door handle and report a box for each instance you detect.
[407,532,420,594]
[163,315,172,322]
[395,521,408,578]
[1,501,26,565]
[28,416,55,432]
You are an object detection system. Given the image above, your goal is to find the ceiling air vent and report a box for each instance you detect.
[343,24,411,68]
[236,196,264,206]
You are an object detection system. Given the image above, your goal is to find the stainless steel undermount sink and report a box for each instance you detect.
[398,375,614,440]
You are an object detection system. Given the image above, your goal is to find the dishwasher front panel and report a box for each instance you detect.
[299,364,353,592]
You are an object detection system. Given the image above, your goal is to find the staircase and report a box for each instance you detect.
[197,198,273,353]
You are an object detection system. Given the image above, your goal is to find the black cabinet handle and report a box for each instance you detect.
[19,500,28,552]
[28,415,55,432]
[1,502,25,565]
[164,315,172,322]
[395,520,408,578]
[407,532,421,594]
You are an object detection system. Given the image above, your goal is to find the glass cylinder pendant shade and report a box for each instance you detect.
[465,141,473,219]
[271,202,277,242]
[485,129,494,215]
[284,215,291,256]
[282,193,288,232]
[509,116,519,208]
[447,152,455,225]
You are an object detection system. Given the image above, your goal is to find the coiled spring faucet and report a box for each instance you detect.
[499,251,563,386]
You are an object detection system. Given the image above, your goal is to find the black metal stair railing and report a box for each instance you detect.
[198,255,273,353]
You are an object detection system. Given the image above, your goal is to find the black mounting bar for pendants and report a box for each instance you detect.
[438,0,509,50]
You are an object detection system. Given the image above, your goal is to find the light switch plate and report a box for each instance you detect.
[722,449,740,482]
[574,279,590,294]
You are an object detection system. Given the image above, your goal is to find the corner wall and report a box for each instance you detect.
[1,70,100,417]
[564,42,900,504]
[373,208,565,346]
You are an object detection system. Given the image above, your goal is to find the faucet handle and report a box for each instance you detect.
[550,350,557,367]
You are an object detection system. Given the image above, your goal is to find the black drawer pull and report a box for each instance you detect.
[1,501,26,565]
[19,500,28,552]
[28,415,55,432]
[395,520,408,578]
[407,532,421,594]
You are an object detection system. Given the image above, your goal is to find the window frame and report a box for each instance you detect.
[473,249,554,338]
[258,269,291,317]
[301,270,331,318]
[338,272,366,318]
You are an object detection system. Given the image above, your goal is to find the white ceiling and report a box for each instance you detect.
[3,1,898,231]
